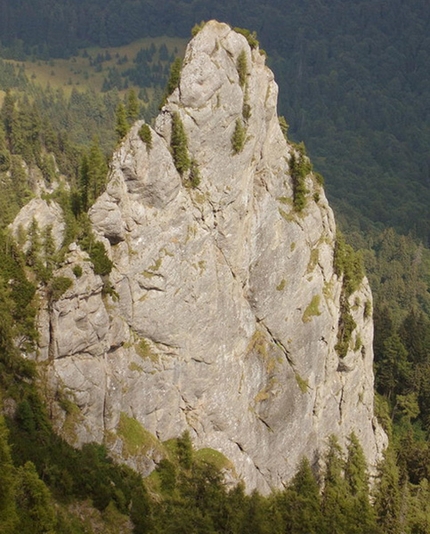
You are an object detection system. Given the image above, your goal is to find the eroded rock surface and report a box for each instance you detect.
[24,21,386,493]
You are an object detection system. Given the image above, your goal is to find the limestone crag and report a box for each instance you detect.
[24,21,386,493]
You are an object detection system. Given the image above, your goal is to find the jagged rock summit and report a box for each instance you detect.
[23,21,386,493]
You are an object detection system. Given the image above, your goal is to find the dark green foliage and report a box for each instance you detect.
[166,57,182,96]
[334,232,364,297]
[49,276,73,301]
[233,27,259,49]
[15,461,57,533]
[160,57,183,107]
[278,457,323,534]
[82,239,113,276]
[72,265,83,278]
[373,447,402,534]
[231,118,246,154]
[321,436,350,534]
[79,137,108,211]
[170,112,190,175]
[289,147,311,212]
[191,21,206,36]
[115,101,130,140]
[126,88,139,122]
[237,50,248,87]
[335,296,357,358]
[0,416,17,532]
[138,123,152,150]
[344,433,377,533]
[242,100,251,121]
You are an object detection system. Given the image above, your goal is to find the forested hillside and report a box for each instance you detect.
[0,3,430,532]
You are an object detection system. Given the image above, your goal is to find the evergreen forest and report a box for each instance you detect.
[0,1,430,532]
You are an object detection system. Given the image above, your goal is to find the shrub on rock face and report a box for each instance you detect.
[49,276,73,301]
[171,112,190,175]
[231,119,246,154]
[138,123,152,150]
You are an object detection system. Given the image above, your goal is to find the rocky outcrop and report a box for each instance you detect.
[22,21,386,493]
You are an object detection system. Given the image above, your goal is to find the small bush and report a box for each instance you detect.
[335,297,357,358]
[49,276,73,301]
[138,123,152,150]
[290,151,311,212]
[242,100,251,121]
[237,50,248,87]
[302,294,322,322]
[191,21,206,36]
[0,148,11,171]
[333,232,364,296]
[171,112,190,175]
[72,265,83,278]
[314,172,325,186]
[231,118,246,154]
[233,27,259,49]
[90,242,113,276]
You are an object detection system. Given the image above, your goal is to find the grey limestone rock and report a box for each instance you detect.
[28,20,386,493]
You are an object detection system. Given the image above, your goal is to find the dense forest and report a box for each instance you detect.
[0,1,430,532]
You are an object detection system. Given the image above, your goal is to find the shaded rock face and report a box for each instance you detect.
[29,21,386,493]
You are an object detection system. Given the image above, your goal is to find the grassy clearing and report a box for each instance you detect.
[5,36,187,95]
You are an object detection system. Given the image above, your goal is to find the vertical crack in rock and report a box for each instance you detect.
[259,320,295,370]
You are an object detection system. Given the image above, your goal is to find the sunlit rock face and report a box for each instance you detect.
[25,21,386,493]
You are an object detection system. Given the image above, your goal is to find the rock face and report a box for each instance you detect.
[26,21,386,493]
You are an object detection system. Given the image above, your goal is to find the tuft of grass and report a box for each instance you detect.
[276,279,286,291]
[302,295,322,322]
[307,248,319,273]
[118,412,163,457]
[295,374,309,394]
[136,338,158,362]
[194,448,234,471]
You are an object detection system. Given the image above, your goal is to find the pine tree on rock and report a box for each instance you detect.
[115,101,129,140]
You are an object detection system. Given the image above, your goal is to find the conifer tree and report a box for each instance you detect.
[42,224,56,274]
[0,415,17,532]
[344,433,377,534]
[171,112,190,175]
[88,136,108,203]
[26,217,42,270]
[79,152,90,212]
[321,436,350,534]
[126,88,139,123]
[280,457,323,534]
[115,101,129,140]
[15,461,57,533]
[373,447,401,534]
